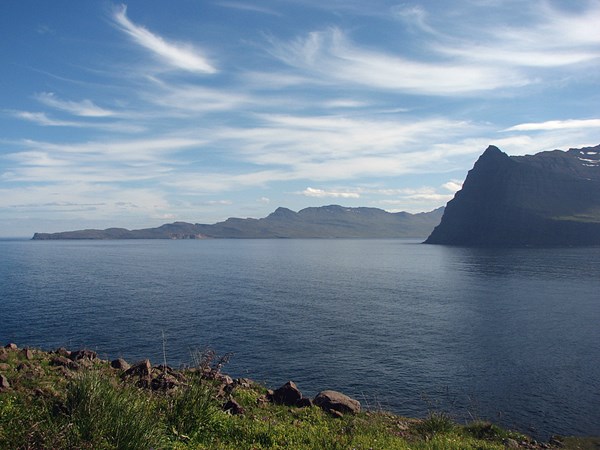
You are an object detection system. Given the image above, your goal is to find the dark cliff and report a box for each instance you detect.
[425,144,600,247]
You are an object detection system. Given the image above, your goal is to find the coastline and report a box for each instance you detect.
[2,343,597,449]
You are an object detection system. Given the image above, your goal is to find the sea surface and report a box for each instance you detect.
[1,238,599,438]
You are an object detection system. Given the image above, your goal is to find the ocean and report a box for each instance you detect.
[1,238,599,438]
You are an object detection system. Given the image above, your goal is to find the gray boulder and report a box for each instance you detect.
[314,390,361,415]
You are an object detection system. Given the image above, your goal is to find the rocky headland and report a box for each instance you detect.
[426,144,600,247]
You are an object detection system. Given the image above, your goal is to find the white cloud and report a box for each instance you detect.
[205,200,233,205]
[113,4,217,74]
[379,186,454,204]
[301,187,360,198]
[36,92,115,117]
[322,99,369,109]
[503,119,600,132]
[442,180,463,192]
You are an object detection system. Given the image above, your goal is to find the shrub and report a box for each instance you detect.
[414,411,456,438]
[65,371,164,449]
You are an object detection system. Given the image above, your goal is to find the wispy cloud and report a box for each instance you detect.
[301,187,361,198]
[12,111,80,127]
[267,2,600,96]
[36,92,115,117]
[10,110,145,133]
[113,4,217,74]
[217,1,282,16]
[143,82,251,114]
[391,4,436,34]
[268,27,527,95]
[503,119,600,131]
[432,2,600,68]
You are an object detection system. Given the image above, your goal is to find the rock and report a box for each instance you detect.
[69,349,97,361]
[122,359,153,388]
[313,390,361,415]
[150,373,179,391]
[223,398,245,415]
[0,363,10,371]
[257,393,271,407]
[270,381,303,406]
[296,397,313,408]
[218,374,234,385]
[111,358,130,371]
[503,438,519,448]
[234,378,253,388]
[22,348,33,360]
[55,347,71,358]
[4,343,18,350]
[0,374,9,390]
[329,409,344,419]
[124,359,152,378]
[50,356,79,371]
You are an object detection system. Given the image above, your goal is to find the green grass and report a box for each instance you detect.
[0,345,590,449]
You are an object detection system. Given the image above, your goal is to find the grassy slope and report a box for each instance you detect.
[0,345,593,450]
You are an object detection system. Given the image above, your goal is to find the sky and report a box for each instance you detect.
[1,0,600,237]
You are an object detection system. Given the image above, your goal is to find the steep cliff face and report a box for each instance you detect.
[425,144,600,247]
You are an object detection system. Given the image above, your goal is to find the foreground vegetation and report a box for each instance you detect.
[0,344,594,449]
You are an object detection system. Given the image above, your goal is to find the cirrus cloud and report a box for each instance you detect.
[113,4,217,74]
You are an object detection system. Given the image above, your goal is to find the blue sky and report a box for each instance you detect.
[2,0,600,236]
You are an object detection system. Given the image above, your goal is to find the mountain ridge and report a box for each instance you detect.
[32,205,444,240]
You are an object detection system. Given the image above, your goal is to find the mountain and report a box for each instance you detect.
[425,144,600,247]
[32,205,444,240]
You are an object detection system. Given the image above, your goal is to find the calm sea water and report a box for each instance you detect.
[1,239,599,438]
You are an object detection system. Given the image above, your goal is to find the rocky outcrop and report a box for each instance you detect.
[425,144,600,247]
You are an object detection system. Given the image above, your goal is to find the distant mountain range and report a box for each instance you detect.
[425,144,600,247]
[32,205,444,240]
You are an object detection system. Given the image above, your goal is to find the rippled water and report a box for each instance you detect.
[1,239,599,438]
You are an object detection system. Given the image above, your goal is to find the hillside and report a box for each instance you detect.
[32,205,444,240]
[425,144,600,247]
[1,342,585,449]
